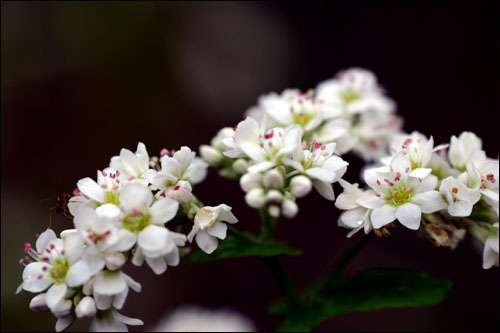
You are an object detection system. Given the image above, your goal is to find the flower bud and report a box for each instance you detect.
[263,169,284,189]
[51,299,73,318]
[240,173,262,192]
[199,145,223,166]
[166,181,193,204]
[60,229,78,240]
[211,127,235,150]
[232,159,249,174]
[268,205,281,218]
[245,188,266,208]
[29,293,49,312]
[282,199,298,218]
[266,190,283,203]
[104,251,126,271]
[290,175,312,198]
[75,296,97,319]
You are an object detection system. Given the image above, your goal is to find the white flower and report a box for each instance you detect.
[75,296,97,319]
[460,149,499,215]
[19,229,93,311]
[187,205,238,254]
[250,89,340,132]
[449,131,482,171]
[84,270,141,311]
[152,146,208,203]
[110,142,156,185]
[314,118,355,156]
[199,145,223,166]
[90,309,143,332]
[363,152,446,230]
[283,141,348,200]
[335,179,373,237]
[152,306,255,332]
[316,68,395,115]
[223,116,303,173]
[117,183,183,273]
[439,177,481,217]
[385,132,448,178]
[483,223,499,269]
[131,230,186,275]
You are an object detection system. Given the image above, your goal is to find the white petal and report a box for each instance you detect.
[114,312,144,326]
[112,288,129,310]
[46,283,67,310]
[448,200,474,217]
[95,204,121,220]
[80,248,106,275]
[120,148,141,177]
[137,225,169,253]
[183,158,208,184]
[371,205,397,229]
[207,221,228,239]
[63,233,84,264]
[65,260,92,287]
[150,198,179,224]
[107,229,137,252]
[94,293,113,310]
[313,180,335,201]
[412,191,446,214]
[216,204,238,224]
[131,248,145,267]
[187,224,200,243]
[145,256,167,275]
[22,262,52,293]
[395,203,422,230]
[355,191,385,209]
[235,117,264,161]
[119,183,153,211]
[122,273,141,293]
[340,207,366,228]
[195,230,219,254]
[136,142,150,172]
[94,271,127,296]
[36,229,57,253]
[409,168,432,178]
[77,177,105,203]
[55,315,74,332]
[247,161,275,173]
[306,167,334,183]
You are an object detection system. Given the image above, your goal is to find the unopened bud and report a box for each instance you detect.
[75,296,96,319]
[211,127,235,150]
[290,175,312,198]
[232,159,249,174]
[266,190,283,203]
[282,199,298,218]
[199,145,222,166]
[240,173,262,192]
[60,229,78,240]
[268,205,281,218]
[263,169,284,189]
[51,299,73,318]
[104,251,126,271]
[245,188,266,208]
[29,293,49,312]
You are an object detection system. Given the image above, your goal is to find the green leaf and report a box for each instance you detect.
[272,269,452,332]
[185,227,302,265]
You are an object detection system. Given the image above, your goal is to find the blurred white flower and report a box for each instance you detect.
[335,179,373,237]
[449,131,482,171]
[483,223,499,269]
[110,142,157,185]
[152,306,255,332]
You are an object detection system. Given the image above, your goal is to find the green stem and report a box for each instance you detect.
[323,233,374,290]
[260,209,277,241]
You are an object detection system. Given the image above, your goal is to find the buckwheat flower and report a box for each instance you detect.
[187,205,238,254]
[250,89,340,133]
[153,306,255,332]
[283,141,348,200]
[117,183,182,273]
[385,132,449,178]
[439,176,481,217]
[74,168,125,213]
[131,230,186,275]
[316,68,395,115]
[461,149,499,215]
[19,229,93,311]
[223,116,303,173]
[110,142,157,185]
[315,119,356,156]
[151,146,208,202]
[335,179,373,237]
[363,152,446,230]
[449,131,482,172]
[83,270,141,311]
[90,308,143,332]
[482,223,499,269]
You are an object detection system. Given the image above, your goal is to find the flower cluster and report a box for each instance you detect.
[200,68,400,218]
[17,143,238,331]
[336,131,499,269]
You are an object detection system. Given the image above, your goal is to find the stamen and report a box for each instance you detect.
[160,149,169,156]
[451,187,458,194]
[406,188,412,193]
[377,180,381,186]
[375,193,381,197]
[133,209,141,217]
[384,179,394,187]
[174,185,180,190]
[101,171,108,177]
[101,184,108,189]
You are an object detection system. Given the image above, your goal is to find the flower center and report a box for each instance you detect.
[49,258,69,284]
[104,191,120,205]
[292,109,315,128]
[196,207,218,230]
[340,90,361,104]
[122,210,151,233]
[386,185,413,206]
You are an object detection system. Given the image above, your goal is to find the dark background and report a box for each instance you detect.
[1,1,498,332]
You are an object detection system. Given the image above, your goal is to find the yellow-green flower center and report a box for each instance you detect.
[122,211,151,233]
[292,110,315,128]
[104,191,120,205]
[386,186,414,206]
[49,258,69,284]
[340,90,361,104]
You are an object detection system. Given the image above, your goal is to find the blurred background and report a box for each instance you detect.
[1,1,498,331]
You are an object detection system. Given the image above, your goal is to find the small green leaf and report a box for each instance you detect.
[185,228,302,265]
[273,269,452,332]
